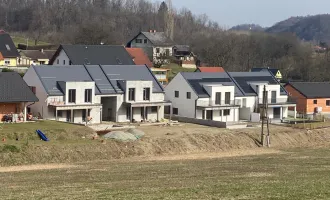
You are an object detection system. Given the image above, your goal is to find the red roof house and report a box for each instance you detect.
[195,67,225,73]
[126,48,153,68]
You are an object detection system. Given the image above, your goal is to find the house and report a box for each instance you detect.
[126,30,174,63]
[0,72,38,122]
[285,82,330,118]
[49,45,135,65]
[0,33,20,67]
[165,71,296,123]
[195,67,225,73]
[23,65,171,124]
[229,71,296,121]
[19,49,56,66]
[126,47,170,85]
[251,68,282,81]
[165,72,240,122]
[172,45,195,62]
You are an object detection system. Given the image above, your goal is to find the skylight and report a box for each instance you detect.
[5,44,10,51]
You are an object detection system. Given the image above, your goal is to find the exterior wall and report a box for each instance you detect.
[165,73,198,118]
[23,67,48,118]
[64,82,95,105]
[129,34,153,48]
[236,96,257,120]
[253,83,288,103]
[0,103,20,120]
[285,84,308,114]
[52,50,70,65]
[202,84,235,104]
[0,58,18,67]
[19,57,50,66]
[306,99,330,114]
[152,46,173,59]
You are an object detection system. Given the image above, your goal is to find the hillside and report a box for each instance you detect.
[266,14,330,43]
[230,24,265,32]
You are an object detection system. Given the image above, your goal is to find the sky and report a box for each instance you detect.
[150,0,330,28]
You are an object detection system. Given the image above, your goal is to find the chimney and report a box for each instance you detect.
[149,30,153,33]
[153,30,157,33]
[40,49,44,53]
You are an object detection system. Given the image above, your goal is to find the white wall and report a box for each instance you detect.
[236,96,257,120]
[253,83,288,103]
[52,50,70,65]
[165,73,198,118]
[64,82,95,105]
[201,84,235,105]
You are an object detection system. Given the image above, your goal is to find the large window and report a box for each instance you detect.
[85,89,92,103]
[128,88,135,101]
[224,109,230,116]
[68,89,76,103]
[175,91,179,98]
[135,39,142,43]
[215,92,221,105]
[151,106,158,113]
[143,88,150,101]
[225,92,231,104]
[144,39,148,44]
[173,108,178,115]
[126,107,131,120]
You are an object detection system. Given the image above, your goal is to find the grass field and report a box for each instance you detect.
[1,148,330,199]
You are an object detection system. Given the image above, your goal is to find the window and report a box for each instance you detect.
[56,59,59,64]
[215,92,221,105]
[126,107,131,120]
[219,110,222,116]
[327,100,330,106]
[156,48,160,53]
[173,108,178,115]
[85,89,92,103]
[135,39,142,43]
[175,91,179,98]
[4,60,10,65]
[225,92,231,104]
[242,98,247,108]
[69,61,72,65]
[223,109,230,116]
[58,110,63,117]
[144,39,148,44]
[63,60,66,65]
[143,88,150,101]
[128,88,135,101]
[314,100,318,104]
[187,92,191,99]
[68,89,76,103]
[165,49,170,56]
[151,106,158,113]
[40,61,45,65]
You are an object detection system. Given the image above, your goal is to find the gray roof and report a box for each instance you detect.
[20,50,55,60]
[49,45,135,65]
[0,72,38,102]
[32,65,163,96]
[286,82,330,98]
[173,45,191,52]
[141,32,174,46]
[181,72,243,97]
[229,71,286,96]
[34,65,94,96]
[0,33,20,58]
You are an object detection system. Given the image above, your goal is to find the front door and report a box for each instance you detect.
[67,110,71,122]
[206,110,213,120]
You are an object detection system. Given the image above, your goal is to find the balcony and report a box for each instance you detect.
[197,99,241,108]
[258,97,296,105]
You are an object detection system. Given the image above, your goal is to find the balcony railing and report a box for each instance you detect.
[258,97,296,104]
[197,99,240,107]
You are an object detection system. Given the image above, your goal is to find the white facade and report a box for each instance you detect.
[165,74,239,123]
[52,50,70,65]
[24,67,168,124]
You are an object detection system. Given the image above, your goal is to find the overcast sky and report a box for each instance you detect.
[150,0,330,28]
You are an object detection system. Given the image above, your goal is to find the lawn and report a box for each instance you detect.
[1,148,330,199]
[162,63,196,81]
[10,35,49,47]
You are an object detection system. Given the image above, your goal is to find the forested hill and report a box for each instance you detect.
[266,14,330,44]
[230,24,265,32]
[1,0,330,82]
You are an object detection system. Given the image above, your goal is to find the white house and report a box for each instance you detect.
[165,71,296,123]
[165,72,240,122]
[126,30,175,64]
[23,65,171,124]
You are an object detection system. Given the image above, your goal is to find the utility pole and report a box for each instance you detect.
[261,85,270,147]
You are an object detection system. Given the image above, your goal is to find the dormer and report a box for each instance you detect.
[118,80,153,102]
[57,81,95,104]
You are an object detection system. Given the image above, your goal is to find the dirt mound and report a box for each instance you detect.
[2,124,330,166]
